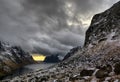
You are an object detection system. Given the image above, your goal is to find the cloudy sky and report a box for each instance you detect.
[0,0,119,56]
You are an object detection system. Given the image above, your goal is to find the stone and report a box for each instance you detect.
[114,62,120,75]
[80,69,94,77]
[95,69,109,78]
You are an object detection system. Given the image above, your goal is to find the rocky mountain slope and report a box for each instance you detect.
[0,41,34,79]
[84,1,120,47]
[2,1,120,82]
[63,46,81,61]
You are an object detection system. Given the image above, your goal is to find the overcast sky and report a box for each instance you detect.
[0,0,119,56]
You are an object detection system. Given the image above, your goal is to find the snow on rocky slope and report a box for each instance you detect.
[84,1,120,47]
[0,41,34,79]
[2,1,120,82]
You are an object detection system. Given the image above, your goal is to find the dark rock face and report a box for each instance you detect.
[114,62,120,75]
[95,65,112,79]
[95,69,109,79]
[84,1,120,47]
[105,65,112,73]
[44,54,60,63]
[63,46,81,61]
[80,69,94,77]
[96,64,112,73]
[0,41,34,78]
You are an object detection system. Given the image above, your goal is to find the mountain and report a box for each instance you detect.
[63,46,81,61]
[0,41,34,79]
[44,54,61,63]
[2,1,120,82]
[84,1,120,47]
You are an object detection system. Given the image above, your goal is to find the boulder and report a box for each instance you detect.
[114,62,120,75]
[80,69,94,77]
[95,69,109,78]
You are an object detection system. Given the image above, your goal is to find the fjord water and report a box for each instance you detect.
[4,63,55,79]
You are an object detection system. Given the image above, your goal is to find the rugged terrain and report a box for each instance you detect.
[0,41,34,79]
[1,1,120,82]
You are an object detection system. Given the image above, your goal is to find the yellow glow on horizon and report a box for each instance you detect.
[32,54,46,61]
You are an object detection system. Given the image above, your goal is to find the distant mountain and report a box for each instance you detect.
[44,54,61,63]
[0,41,34,79]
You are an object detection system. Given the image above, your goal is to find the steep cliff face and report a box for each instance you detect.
[84,1,120,47]
[0,41,34,78]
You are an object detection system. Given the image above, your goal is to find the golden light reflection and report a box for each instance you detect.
[32,54,46,61]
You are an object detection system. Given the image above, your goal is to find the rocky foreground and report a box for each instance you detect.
[2,40,120,82]
[2,1,120,82]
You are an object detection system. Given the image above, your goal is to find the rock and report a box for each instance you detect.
[0,41,34,78]
[69,76,81,82]
[105,77,111,81]
[96,64,112,73]
[80,69,94,77]
[28,77,36,82]
[63,46,81,61]
[105,64,112,73]
[56,79,63,82]
[40,77,47,82]
[95,69,109,78]
[84,1,120,47]
[114,62,120,75]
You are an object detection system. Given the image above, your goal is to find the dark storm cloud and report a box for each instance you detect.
[79,0,119,14]
[0,0,119,56]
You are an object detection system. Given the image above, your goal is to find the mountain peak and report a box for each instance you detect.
[84,1,120,47]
